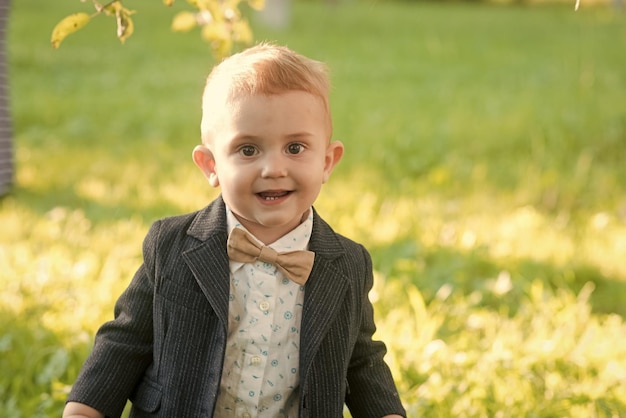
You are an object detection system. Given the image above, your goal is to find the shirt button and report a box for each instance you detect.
[259,300,270,311]
[241,413,251,418]
[250,355,261,366]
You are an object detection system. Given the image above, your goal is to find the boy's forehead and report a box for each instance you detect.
[204,91,331,142]
[238,91,327,120]
[202,87,331,136]
[214,91,326,120]
[230,90,323,105]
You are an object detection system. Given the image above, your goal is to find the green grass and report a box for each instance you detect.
[2,0,626,416]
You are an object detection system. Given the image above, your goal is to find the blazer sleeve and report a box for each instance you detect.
[345,245,406,418]
[66,221,162,418]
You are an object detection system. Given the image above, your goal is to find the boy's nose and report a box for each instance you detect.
[261,152,287,178]
[261,155,287,178]
[260,153,288,178]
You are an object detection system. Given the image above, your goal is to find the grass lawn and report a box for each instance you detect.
[2,0,626,416]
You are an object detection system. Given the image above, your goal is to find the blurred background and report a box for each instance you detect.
[1,0,625,416]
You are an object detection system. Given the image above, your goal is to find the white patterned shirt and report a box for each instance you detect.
[214,208,313,418]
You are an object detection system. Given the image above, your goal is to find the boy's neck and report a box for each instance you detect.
[230,209,311,246]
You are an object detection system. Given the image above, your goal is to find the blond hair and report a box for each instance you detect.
[200,43,332,143]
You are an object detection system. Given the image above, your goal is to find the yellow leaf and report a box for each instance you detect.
[163,0,175,5]
[212,38,233,59]
[93,0,105,13]
[224,0,244,11]
[189,0,213,10]
[51,13,91,49]
[201,22,233,58]
[233,19,252,44]
[171,11,198,32]
[201,21,229,43]
[116,10,135,44]
[247,0,265,11]
[101,1,122,16]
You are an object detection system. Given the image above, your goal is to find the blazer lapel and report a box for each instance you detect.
[181,197,231,329]
[300,210,349,374]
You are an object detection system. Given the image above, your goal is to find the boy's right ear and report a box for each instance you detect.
[192,145,220,187]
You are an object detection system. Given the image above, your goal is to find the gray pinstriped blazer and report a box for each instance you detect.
[68,196,406,418]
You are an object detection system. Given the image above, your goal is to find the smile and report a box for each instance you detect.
[257,190,291,200]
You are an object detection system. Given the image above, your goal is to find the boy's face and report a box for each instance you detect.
[193,91,343,244]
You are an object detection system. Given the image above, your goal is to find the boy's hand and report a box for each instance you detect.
[62,402,104,418]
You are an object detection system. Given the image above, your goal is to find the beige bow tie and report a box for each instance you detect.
[227,227,315,286]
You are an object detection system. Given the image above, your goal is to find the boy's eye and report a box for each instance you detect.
[239,145,257,157]
[287,143,304,155]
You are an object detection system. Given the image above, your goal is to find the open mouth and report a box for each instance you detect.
[257,190,292,201]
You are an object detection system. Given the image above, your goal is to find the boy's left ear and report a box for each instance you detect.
[322,140,344,183]
[192,145,220,187]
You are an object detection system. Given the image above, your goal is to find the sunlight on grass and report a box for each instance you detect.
[320,175,626,281]
[371,278,626,417]
[0,202,145,333]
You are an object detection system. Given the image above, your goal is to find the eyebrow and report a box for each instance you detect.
[286,132,315,141]
[231,131,315,142]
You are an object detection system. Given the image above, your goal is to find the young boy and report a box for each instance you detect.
[64,43,406,418]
